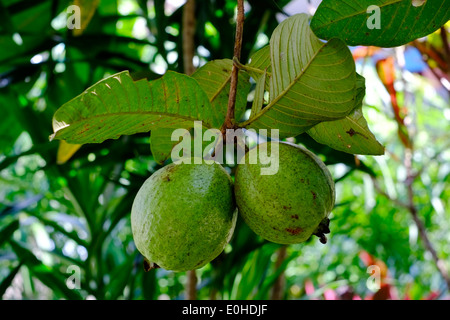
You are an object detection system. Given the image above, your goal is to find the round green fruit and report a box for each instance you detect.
[234,141,335,245]
[131,160,237,272]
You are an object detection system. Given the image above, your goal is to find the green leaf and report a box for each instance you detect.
[246,47,271,119]
[32,266,84,300]
[9,241,83,300]
[104,254,135,299]
[50,70,220,144]
[192,59,250,122]
[242,14,356,138]
[9,240,40,267]
[255,250,297,299]
[250,69,267,119]
[0,262,24,297]
[0,220,19,247]
[307,74,385,155]
[72,0,101,36]
[150,124,218,164]
[246,45,271,85]
[150,59,251,164]
[150,127,184,164]
[311,0,450,47]
[0,92,24,156]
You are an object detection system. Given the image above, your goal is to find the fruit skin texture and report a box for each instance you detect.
[131,161,237,272]
[234,142,335,245]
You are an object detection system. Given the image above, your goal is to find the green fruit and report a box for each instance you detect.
[131,160,237,272]
[234,141,335,245]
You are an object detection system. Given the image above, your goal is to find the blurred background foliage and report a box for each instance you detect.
[0,0,449,300]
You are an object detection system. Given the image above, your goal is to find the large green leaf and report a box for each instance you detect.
[150,127,185,164]
[307,74,385,155]
[150,59,251,164]
[9,240,84,299]
[0,262,24,297]
[242,14,357,139]
[311,0,450,47]
[192,59,250,122]
[50,70,220,144]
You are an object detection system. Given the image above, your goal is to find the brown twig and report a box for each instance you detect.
[373,150,450,292]
[403,148,450,292]
[186,269,198,300]
[440,26,450,69]
[395,47,450,292]
[221,0,245,136]
[182,0,198,301]
[182,0,196,76]
[270,246,287,300]
[370,176,410,210]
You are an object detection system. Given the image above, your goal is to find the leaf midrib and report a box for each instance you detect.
[242,40,327,127]
[52,111,214,138]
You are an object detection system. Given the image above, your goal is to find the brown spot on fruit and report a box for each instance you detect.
[311,191,317,200]
[286,227,302,235]
[291,214,299,220]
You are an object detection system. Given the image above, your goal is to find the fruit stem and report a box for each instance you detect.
[221,0,245,137]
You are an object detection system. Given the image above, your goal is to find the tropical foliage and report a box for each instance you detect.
[1,0,449,300]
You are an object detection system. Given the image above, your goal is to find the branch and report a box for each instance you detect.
[182,0,196,76]
[370,176,410,210]
[439,26,450,69]
[403,148,450,292]
[270,246,287,300]
[373,150,450,292]
[221,0,245,134]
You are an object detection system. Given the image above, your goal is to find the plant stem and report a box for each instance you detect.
[221,0,245,135]
[182,0,198,300]
[182,0,196,76]
[186,269,198,300]
[270,246,287,300]
[439,27,450,68]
